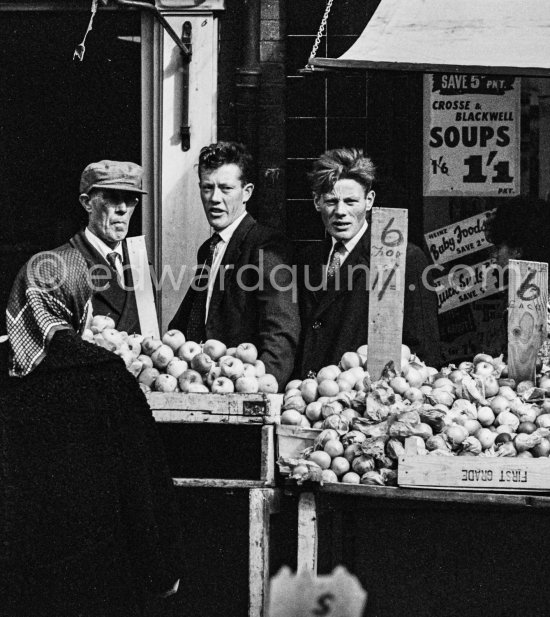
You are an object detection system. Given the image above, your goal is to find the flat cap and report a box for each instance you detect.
[79,160,147,195]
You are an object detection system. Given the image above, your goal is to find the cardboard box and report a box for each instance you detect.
[276,425,322,461]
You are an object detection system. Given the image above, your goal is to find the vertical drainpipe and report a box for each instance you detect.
[235,0,261,162]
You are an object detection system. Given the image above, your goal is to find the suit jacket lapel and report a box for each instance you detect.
[304,238,331,305]
[208,214,256,316]
[69,229,108,267]
[313,231,371,318]
[69,230,128,318]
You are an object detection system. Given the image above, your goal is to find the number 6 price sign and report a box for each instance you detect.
[367,208,408,380]
[268,566,367,617]
[507,259,548,383]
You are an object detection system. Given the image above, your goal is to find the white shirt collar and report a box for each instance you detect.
[85,227,124,262]
[216,210,248,243]
[331,220,369,255]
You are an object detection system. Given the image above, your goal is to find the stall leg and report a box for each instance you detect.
[249,488,280,617]
[297,491,318,574]
[260,425,275,486]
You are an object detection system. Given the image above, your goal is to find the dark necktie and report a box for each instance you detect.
[326,241,345,284]
[186,233,222,343]
[106,251,121,283]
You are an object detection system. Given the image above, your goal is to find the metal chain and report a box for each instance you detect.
[304,0,335,71]
[73,0,99,62]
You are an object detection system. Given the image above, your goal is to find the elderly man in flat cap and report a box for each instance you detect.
[57,160,147,333]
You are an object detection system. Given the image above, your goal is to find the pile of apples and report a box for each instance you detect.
[82,315,278,394]
[279,344,550,486]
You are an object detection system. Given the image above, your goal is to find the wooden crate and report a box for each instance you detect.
[398,455,550,492]
[148,391,281,425]
[276,425,322,461]
[149,392,283,487]
[397,436,550,492]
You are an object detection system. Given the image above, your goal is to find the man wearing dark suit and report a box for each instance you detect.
[295,148,440,378]
[169,142,300,388]
[58,160,146,334]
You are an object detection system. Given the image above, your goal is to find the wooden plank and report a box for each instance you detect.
[367,207,408,380]
[507,259,548,383]
[126,235,160,338]
[153,409,266,425]
[172,478,269,489]
[290,483,550,508]
[148,392,283,422]
[260,426,276,486]
[398,455,550,492]
[249,489,273,617]
[297,492,318,574]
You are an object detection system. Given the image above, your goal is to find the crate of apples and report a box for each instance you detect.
[83,318,278,395]
[278,344,550,486]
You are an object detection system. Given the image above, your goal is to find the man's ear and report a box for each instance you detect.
[365,190,375,212]
[79,193,92,213]
[313,193,322,212]
[243,182,254,203]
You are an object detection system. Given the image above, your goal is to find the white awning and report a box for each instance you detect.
[311,0,550,76]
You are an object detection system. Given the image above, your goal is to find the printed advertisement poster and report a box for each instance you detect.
[425,209,495,264]
[434,258,505,314]
[423,74,520,197]
[439,299,507,363]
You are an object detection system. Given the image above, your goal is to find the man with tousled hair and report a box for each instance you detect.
[169,141,300,389]
[294,147,440,378]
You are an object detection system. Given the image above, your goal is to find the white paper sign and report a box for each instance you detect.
[423,74,520,197]
[434,258,505,314]
[268,566,367,617]
[424,209,495,264]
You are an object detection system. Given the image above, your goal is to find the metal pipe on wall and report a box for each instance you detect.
[235,0,261,163]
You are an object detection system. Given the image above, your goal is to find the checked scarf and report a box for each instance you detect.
[6,248,92,377]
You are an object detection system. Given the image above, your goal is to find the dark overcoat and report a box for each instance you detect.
[295,233,441,378]
[169,214,300,387]
[0,330,182,617]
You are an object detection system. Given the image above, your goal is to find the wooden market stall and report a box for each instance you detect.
[146,392,283,617]
[265,3,550,615]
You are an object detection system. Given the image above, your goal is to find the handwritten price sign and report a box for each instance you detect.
[507,260,548,383]
[268,566,367,617]
[367,208,408,379]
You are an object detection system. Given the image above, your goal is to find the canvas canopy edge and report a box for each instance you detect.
[310,0,550,77]
[311,57,550,78]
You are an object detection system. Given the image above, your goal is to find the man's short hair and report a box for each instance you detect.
[308,148,376,196]
[198,141,254,184]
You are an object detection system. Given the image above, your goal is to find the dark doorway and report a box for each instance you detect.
[0,9,141,333]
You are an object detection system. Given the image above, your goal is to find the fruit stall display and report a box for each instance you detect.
[277,344,550,487]
[83,315,279,395]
